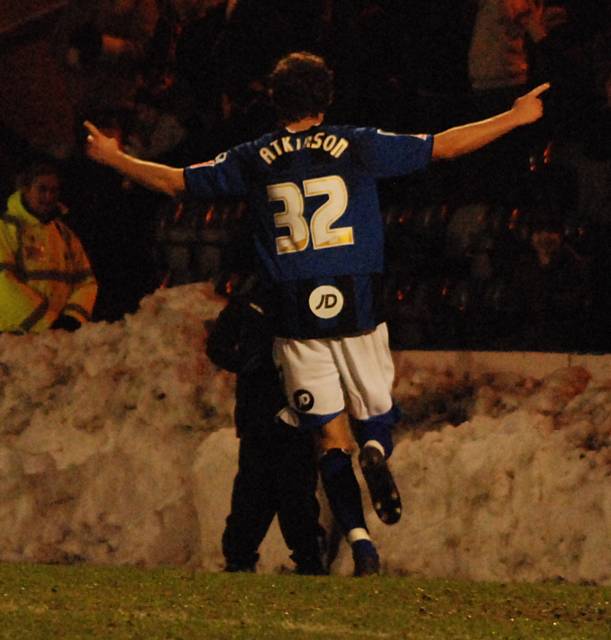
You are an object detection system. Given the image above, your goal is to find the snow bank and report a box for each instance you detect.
[339,362,611,585]
[0,283,609,584]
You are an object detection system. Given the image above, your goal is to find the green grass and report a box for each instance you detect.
[0,563,609,639]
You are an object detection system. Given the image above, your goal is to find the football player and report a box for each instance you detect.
[84,51,549,576]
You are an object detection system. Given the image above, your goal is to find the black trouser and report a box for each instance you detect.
[222,421,323,570]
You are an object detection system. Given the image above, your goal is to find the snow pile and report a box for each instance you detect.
[345,363,611,584]
[0,283,609,584]
[0,283,232,567]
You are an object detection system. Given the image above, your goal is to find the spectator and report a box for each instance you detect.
[124,89,187,163]
[52,0,174,131]
[533,59,609,351]
[173,0,234,122]
[508,213,591,350]
[0,160,97,334]
[206,277,327,575]
[466,0,567,190]
[552,65,611,228]
[468,0,566,99]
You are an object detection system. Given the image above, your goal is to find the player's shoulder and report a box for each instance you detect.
[339,125,428,141]
[325,124,412,146]
[324,124,375,138]
[217,129,286,167]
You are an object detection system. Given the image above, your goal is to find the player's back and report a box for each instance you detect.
[246,124,432,338]
[185,123,432,338]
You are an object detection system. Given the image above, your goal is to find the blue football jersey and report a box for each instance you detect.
[184,125,433,338]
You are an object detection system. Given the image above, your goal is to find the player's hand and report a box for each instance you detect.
[83,120,120,166]
[511,82,550,125]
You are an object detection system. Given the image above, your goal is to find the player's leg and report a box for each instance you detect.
[274,337,379,576]
[222,435,276,572]
[332,324,402,525]
[318,414,380,576]
[353,410,402,525]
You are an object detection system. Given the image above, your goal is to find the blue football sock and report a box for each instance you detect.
[353,404,401,459]
[319,448,367,536]
[351,538,377,556]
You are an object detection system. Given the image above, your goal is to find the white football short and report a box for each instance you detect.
[273,322,395,425]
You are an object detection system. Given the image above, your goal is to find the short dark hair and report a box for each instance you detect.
[18,160,61,189]
[269,52,334,124]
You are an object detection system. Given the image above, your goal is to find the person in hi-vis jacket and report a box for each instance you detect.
[0,160,97,334]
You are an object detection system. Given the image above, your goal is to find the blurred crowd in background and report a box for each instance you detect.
[1,0,610,351]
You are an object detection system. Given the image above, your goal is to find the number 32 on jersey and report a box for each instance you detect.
[267,175,353,255]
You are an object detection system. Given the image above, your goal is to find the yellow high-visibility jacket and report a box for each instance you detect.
[0,191,98,333]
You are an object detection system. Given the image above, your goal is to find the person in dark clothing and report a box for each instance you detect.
[508,213,591,350]
[206,280,327,575]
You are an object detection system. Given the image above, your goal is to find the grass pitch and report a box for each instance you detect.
[0,563,609,639]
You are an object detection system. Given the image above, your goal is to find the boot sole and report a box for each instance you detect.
[359,448,402,525]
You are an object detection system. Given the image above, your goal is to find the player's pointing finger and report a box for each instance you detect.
[529,82,551,97]
[83,120,100,137]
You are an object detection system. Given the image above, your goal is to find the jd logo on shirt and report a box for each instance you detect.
[309,285,344,319]
[294,389,314,412]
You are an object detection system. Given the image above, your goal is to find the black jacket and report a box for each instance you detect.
[206,292,285,437]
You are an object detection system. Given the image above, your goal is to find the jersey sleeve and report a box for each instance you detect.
[183,144,251,200]
[352,127,433,178]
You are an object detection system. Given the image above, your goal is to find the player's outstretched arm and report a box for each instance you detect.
[432,82,550,160]
[83,121,186,197]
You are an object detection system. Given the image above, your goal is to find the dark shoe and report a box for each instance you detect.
[352,540,380,577]
[358,446,402,525]
[294,558,327,576]
[224,562,256,573]
[292,539,328,576]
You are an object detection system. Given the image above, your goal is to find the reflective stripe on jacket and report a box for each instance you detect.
[0,191,98,333]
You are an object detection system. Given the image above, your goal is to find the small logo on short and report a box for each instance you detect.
[294,389,314,412]
[309,285,344,319]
